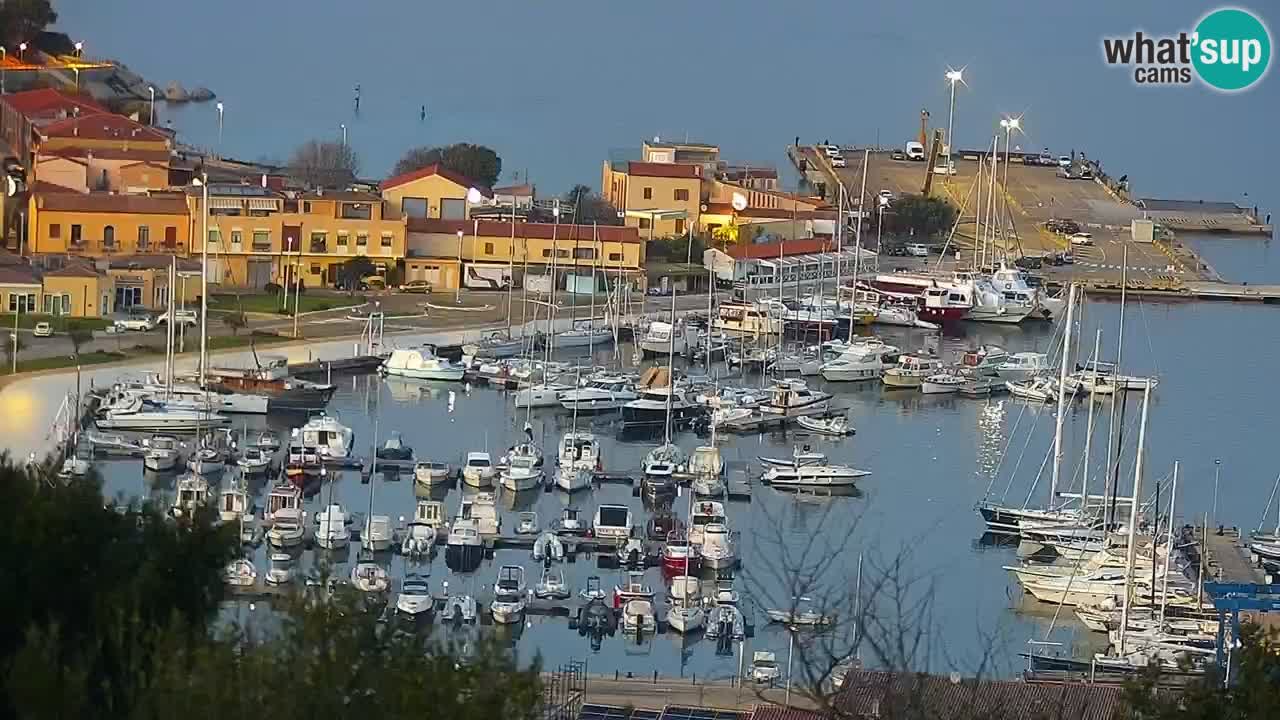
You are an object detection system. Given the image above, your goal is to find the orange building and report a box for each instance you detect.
[28,192,192,256]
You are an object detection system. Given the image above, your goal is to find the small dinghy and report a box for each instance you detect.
[441,582,478,624]
[375,432,414,461]
[223,558,257,588]
[796,414,855,436]
[532,531,565,562]
[535,565,571,600]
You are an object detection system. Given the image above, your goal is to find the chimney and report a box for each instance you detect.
[261,173,267,188]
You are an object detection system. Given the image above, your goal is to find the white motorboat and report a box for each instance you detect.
[458,492,501,536]
[265,485,306,547]
[762,463,869,488]
[765,607,836,627]
[534,566,571,600]
[1069,360,1157,391]
[874,303,939,329]
[314,504,351,550]
[1006,377,1059,402]
[55,456,90,480]
[223,558,257,588]
[516,511,540,535]
[554,466,593,492]
[396,574,434,616]
[95,391,230,431]
[643,442,686,481]
[820,348,883,382]
[401,500,445,557]
[297,413,355,462]
[362,514,394,552]
[264,552,295,585]
[559,376,636,412]
[513,382,570,408]
[700,523,737,569]
[758,450,826,467]
[375,432,414,462]
[997,352,1052,381]
[351,559,390,593]
[188,446,226,477]
[85,430,144,455]
[553,507,589,536]
[640,320,690,357]
[532,531,565,562]
[920,373,965,394]
[445,519,484,571]
[616,537,646,567]
[558,431,601,472]
[554,325,614,349]
[705,600,746,640]
[796,415,855,436]
[622,599,657,634]
[491,565,528,624]
[667,598,706,633]
[381,346,465,381]
[502,441,544,469]
[881,354,944,389]
[143,435,181,472]
[414,461,452,486]
[688,445,723,478]
[171,473,209,517]
[254,431,282,452]
[689,500,726,546]
[217,486,251,524]
[592,504,633,542]
[236,447,271,474]
[502,453,544,491]
[462,451,496,486]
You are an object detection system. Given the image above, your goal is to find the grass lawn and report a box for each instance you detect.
[210,293,364,315]
[0,314,113,332]
[203,333,292,351]
[0,351,127,376]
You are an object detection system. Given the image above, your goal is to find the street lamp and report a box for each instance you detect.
[18,42,27,61]
[1213,459,1221,528]
[999,115,1021,188]
[148,86,155,126]
[74,41,83,57]
[340,123,347,147]
[455,229,465,304]
[191,174,210,384]
[944,67,965,169]
[1,47,6,94]
[215,101,225,150]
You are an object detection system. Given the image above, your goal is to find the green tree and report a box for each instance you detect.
[393,143,502,188]
[884,195,958,239]
[288,139,360,188]
[562,184,622,226]
[1123,624,1280,719]
[222,311,246,336]
[67,328,93,357]
[0,0,57,47]
[336,256,376,293]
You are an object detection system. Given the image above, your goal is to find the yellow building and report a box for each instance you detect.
[105,255,202,311]
[28,191,192,256]
[41,263,115,317]
[191,185,406,289]
[379,164,489,220]
[601,160,702,237]
[0,263,42,313]
[404,218,642,291]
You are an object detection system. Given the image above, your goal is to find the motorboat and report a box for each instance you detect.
[55,456,90,480]
[874,303,938,330]
[616,537,646,567]
[1069,360,1157,391]
[265,487,306,548]
[217,486,251,524]
[458,492,501,536]
[820,347,884,382]
[445,519,483,572]
[264,552,295,585]
[502,441,544,469]
[200,355,335,411]
[533,531,566,562]
[441,585,479,624]
[758,449,826,467]
[1006,377,1059,402]
[559,376,636,413]
[580,575,608,603]
[375,432,414,462]
[264,482,302,523]
[554,324,614,349]
[760,379,832,415]
[558,431,601,472]
[414,461,452,486]
[592,504,633,542]
[689,501,726,546]
[751,652,782,684]
[297,414,356,462]
[667,598,706,634]
[770,345,824,376]
[462,451,496,486]
[285,442,321,483]
[762,462,869,488]
[622,599,657,635]
[95,390,229,431]
[640,319,691,357]
[645,511,679,542]
[314,504,351,550]
[85,430,144,455]
[614,571,656,604]
[991,264,1063,319]
[997,352,1052,381]
[553,507,589,536]
[362,514,394,552]
[663,531,702,574]
[865,275,972,324]
[396,574,434,616]
[705,594,746,640]
[534,566,571,600]
[700,523,737,569]
[622,385,698,427]
[554,465,593,493]
[254,431,282,453]
[236,447,271,474]
[712,301,783,337]
[143,435,182,472]
[171,473,210,518]
[491,565,528,624]
[351,558,391,593]
[516,511,539,535]
[513,382,571,408]
[381,346,465,381]
[881,354,944,389]
[796,414,855,436]
[643,443,686,479]
[688,445,724,479]
[223,558,257,588]
[920,373,966,395]
[188,446,226,477]
[401,500,445,557]
[501,453,544,491]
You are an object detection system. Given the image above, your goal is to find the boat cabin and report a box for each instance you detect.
[414,500,445,527]
[559,433,600,468]
[266,484,302,520]
[459,493,500,536]
[174,475,209,513]
[592,504,633,541]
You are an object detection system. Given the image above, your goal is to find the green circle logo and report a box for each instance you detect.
[1193,8,1271,91]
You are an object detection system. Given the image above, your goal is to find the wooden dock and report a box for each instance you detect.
[1197,526,1263,584]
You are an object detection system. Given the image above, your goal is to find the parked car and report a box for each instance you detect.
[1038,151,1053,166]
[32,322,53,337]
[1058,155,1072,168]
[1045,251,1075,266]
[156,309,198,327]
[1046,218,1081,235]
[1013,255,1043,270]
[822,145,840,157]
[1069,232,1094,246]
[883,243,908,257]
[399,280,432,294]
[905,243,930,257]
[890,149,907,161]
[831,155,846,168]
[113,315,156,332]
[905,142,925,161]
[932,163,956,176]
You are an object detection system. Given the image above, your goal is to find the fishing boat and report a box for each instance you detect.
[265,484,306,547]
[796,414,855,436]
[297,414,356,462]
[201,355,335,411]
[997,352,1052,381]
[920,373,966,395]
[881,354,944,389]
[501,453,544,491]
[639,320,690,357]
[381,346,465,381]
[171,473,209,518]
[236,446,271,474]
[217,485,251,525]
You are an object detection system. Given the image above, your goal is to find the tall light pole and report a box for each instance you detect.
[192,174,210,384]
[455,229,464,305]
[340,123,347,147]
[215,102,225,151]
[74,41,83,58]
[944,68,965,171]
[1,47,6,94]
[148,86,155,126]
[1212,459,1221,528]
[18,42,27,62]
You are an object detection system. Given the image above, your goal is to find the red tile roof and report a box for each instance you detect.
[44,262,103,278]
[727,237,833,259]
[702,202,837,221]
[626,162,702,179]
[39,113,170,144]
[408,218,640,243]
[31,179,84,194]
[380,163,491,195]
[42,146,172,164]
[2,88,107,120]
[0,263,41,285]
[37,192,189,215]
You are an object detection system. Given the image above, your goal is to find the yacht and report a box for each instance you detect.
[991,264,1062,319]
[396,574,434,617]
[143,435,182,472]
[314,504,351,550]
[381,346,465,381]
[298,414,355,462]
[559,375,636,413]
[501,453,544,491]
[95,390,228,431]
[462,451,496,486]
[640,320,690,357]
[491,565,529,624]
[820,347,884,383]
[881,354,943,389]
[201,355,335,411]
[762,463,869,489]
[866,274,972,324]
[712,301,783,337]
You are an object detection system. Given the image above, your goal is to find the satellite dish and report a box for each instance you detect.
[731,192,748,212]
[466,187,484,204]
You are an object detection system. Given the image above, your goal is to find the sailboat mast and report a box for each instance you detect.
[589,223,598,357]
[851,148,869,312]
[1118,381,1151,657]
[705,263,714,374]
[1049,283,1076,506]
[1160,461,1179,624]
[367,412,379,526]
[547,202,559,361]
[166,256,176,396]
[835,184,843,312]
[664,285,678,445]
[506,197,516,334]
[1082,328,1102,511]
[1105,245,1130,526]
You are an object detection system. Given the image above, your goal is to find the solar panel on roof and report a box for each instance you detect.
[659,706,745,720]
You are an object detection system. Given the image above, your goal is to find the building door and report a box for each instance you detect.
[326,264,338,286]
[247,260,272,288]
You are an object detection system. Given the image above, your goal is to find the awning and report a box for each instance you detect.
[247,198,278,211]
[209,198,240,210]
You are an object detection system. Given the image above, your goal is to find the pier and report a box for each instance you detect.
[1196,526,1264,585]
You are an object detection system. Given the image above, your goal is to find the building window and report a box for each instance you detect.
[643,187,653,200]
[303,201,312,213]
[103,225,116,249]
[556,249,570,258]
[62,294,71,315]
[101,294,110,317]
[573,247,596,259]
[310,232,327,253]
[380,234,393,248]
[71,224,83,245]
[675,218,686,235]
[608,252,623,262]
[165,226,177,248]
[310,263,321,275]
[9,292,36,312]
[483,242,495,255]
[252,230,271,251]
[541,249,552,258]
[638,218,651,230]
[337,232,349,246]
[137,225,150,250]
[356,234,368,247]
[674,189,689,201]
[49,224,61,239]
[230,230,242,247]
[401,197,428,218]
[208,228,221,246]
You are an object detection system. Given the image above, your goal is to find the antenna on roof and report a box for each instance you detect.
[653,135,660,144]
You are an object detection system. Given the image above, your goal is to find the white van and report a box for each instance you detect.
[905,142,925,161]
[905,243,930,257]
